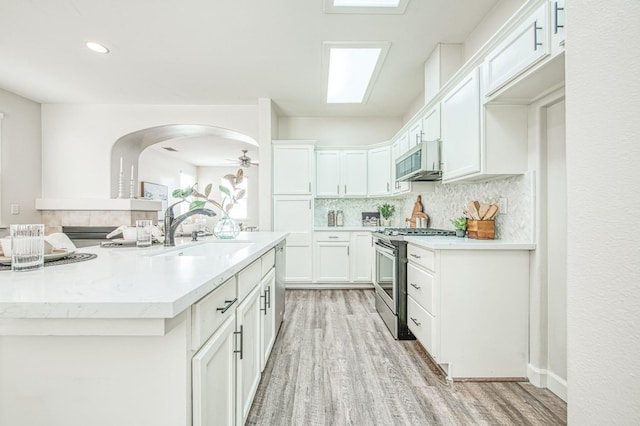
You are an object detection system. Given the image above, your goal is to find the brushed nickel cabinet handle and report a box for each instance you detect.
[234,325,244,359]
[410,253,421,259]
[216,298,237,314]
[410,283,421,290]
[533,21,543,51]
[411,317,421,327]
[554,2,564,34]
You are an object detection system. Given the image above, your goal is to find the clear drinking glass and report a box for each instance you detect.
[136,220,153,247]
[10,224,45,272]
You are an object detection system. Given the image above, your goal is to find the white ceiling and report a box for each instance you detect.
[0,0,499,118]
[149,136,259,168]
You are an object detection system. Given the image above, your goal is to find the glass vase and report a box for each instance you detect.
[214,214,240,239]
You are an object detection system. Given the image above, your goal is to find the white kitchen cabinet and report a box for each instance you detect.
[342,150,368,196]
[367,146,391,196]
[316,150,367,197]
[260,268,276,371]
[441,68,481,181]
[422,103,441,142]
[391,140,411,195]
[397,131,410,155]
[424,43,463,105]
[350,232,372,282]
[273,196,313,282]
[314,232,350,282]
[550,0,565,56]
[406,243,530,379]
[236,285,262,426]
[408,120,423,147]
[192,315,237,426]
[272,142,314,195]
[483,2,549,97]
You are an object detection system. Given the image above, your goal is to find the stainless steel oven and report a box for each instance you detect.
[372,234,414,340]
[372,227,456,340]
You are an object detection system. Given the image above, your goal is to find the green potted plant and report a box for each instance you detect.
[450,216,467,237]
[378,203,396,227]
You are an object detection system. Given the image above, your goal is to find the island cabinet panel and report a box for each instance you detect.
[235,285,263,426]
[238,259,262,302]
[192,315,237,426]
[260,268,276,371]
[191,277,237,349]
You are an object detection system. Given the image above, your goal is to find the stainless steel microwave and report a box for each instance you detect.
[395,140,442,181]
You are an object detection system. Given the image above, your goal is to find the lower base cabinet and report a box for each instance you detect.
[192,315,237,426]
[311,231,372,284]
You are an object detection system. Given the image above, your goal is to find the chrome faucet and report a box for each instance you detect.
[163,204,216,247]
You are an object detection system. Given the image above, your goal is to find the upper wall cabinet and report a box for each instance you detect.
[550,0,565,56]
[422,104,441,142]
[272,142,314,195]
[482,2,550,98]
[408,120,423,148]
[442,68,528,183]
[441,68,481,181]
[368,146,392,196]
[316,150,367,197]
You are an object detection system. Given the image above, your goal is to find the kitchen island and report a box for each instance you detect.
[0,232,287,426]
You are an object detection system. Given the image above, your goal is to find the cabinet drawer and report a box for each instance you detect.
[407,262,435,315]
[407,244,435,271]
[261,248,275,277]
[407,295,438,360]
[314,232,350,242]
[238,259,262,302]
[192,277,237,350]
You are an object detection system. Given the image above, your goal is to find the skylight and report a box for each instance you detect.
[333,0,400,7]
[324,42,390,104]
[324,0,409,14]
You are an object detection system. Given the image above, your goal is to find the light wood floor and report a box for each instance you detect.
[247,290,566,425]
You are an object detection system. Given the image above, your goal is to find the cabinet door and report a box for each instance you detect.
[550,0,565,56]
[260,269,276,371]
[483,3,549,96]
[315,242,350,282]
[316,151,341,196]
[342,151,368,196]
[408,120,423,147]
[442,68,481,181]
[273,197,313,282]
[367,146,391,196]
[397,131,410,155]
[192,315,236,426]
[273,145,314,195]
[236,286,262,426]
[422,104,441,142]
[350,232,372,282]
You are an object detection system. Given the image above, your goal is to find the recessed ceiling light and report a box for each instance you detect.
[334,0,400,7]
[84,41,110,54]
[324,0,409,14]
[324,42,390,104]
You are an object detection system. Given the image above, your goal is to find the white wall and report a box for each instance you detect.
[138,148,198,218]
[41,104,258,200]
[0,88,42,229]
[566,1,640,423]
[463,0,526,61]
[278,117,401,147]
[197,166,259,228]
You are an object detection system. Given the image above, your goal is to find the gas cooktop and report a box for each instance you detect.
[377,227,456,237]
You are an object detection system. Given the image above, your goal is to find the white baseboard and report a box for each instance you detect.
[285,282,374,290]
[527,364,567,402]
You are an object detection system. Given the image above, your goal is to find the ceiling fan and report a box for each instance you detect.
[227,150,259,168]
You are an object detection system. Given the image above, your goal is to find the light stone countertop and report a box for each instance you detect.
[404,236,536,250]
[0,232,287,320]
[314,226,378,231]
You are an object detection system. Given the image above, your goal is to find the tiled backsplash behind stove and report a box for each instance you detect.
[314,173,532,241]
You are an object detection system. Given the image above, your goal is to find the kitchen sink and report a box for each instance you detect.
[152,241,254,257]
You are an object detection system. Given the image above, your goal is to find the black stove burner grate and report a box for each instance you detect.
[380,227,456,237]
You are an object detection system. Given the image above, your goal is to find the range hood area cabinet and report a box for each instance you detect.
[316,150,368,197]
[441,67,528,183]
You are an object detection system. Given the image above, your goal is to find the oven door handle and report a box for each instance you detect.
[375,241,396,257]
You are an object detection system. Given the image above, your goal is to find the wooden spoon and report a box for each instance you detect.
[467,201,480,220]
[485,204,499,220]
[478,204,490,220]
